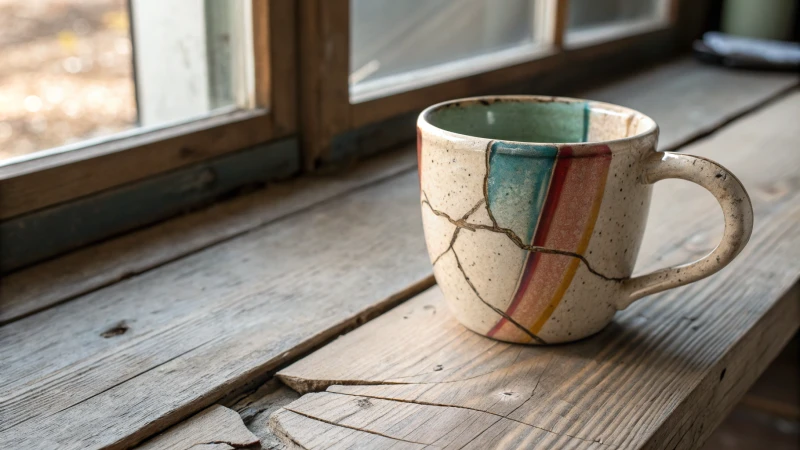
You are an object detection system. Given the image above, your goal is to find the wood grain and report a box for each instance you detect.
[270,408,426,450]
[299,0,351,168]
[0,139,298,273]
[230,378,300,450]
[272,93,800,449]
[0,111,274,220]
[265,0,297,134]
[0,147,417,325]
[135,405,260,450]
[253,0,271,109]
[271,393,609,449]
[552,0,570,48]
[0,169,432,449]
[580,60,798,154]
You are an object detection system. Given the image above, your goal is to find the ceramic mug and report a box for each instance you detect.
[417,95,753,344]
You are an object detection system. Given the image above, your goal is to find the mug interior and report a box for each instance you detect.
[423,96,655,144]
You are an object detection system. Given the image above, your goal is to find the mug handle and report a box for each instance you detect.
[617,151,754,309]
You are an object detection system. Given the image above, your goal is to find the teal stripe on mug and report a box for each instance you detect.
[487,142,558,245]
[582,101,590,143]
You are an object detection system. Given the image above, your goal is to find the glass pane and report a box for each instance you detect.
[0,0,253,164]
[568,0,662,32]
[350,0,537,87]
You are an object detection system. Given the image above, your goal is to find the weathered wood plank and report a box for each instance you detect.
[230,378,300,450]
[271,93,800,449]
[135,405,260,450]
[0,146,417,325]
[2,59,794,325]
[0,170,432,448]
[271,392,609,450]
[270,408,427,450]
[0,138,298,272]
[582,59,799,152]
[0,110,279,221]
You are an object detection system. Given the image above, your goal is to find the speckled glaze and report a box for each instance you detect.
[418,95,753,344]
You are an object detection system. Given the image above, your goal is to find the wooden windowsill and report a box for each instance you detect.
[0,58,797,449]
[274,91,800,448]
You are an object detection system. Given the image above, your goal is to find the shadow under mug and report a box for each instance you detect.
[417,95,753,345]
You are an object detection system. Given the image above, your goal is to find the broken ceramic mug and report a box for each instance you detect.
[418,95,753,344]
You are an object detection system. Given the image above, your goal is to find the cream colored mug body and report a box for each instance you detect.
[418,96,753,344]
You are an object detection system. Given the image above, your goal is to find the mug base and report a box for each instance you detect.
[458,318,614,346]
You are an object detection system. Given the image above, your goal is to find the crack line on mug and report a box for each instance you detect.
[451,245,547,345]
[420,193,625,283]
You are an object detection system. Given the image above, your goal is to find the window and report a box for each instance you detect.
[131,0,255,125]
[566,0,670,47]
[0,0,256,165]
[1,0,136,162]
[350,0,552,102]
[301,0,679,167]
[2,0,686,269]
[0,0,295,222]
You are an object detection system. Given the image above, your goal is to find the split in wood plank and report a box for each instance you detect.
[271,93,800,449]
[135,405,260,450]
[229,379,300,450]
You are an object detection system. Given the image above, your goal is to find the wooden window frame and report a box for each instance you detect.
[0,0,688,218]
[300,0,681,169]
[0,0,296,221]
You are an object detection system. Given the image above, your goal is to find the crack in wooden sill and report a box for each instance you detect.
[281,363,612,447]
[282,368,542,397]
[283,406,430,447]
[271,420,309,450]
[188,440,259,449]
[458,415,505,449]
[272,425,309,450]
[283,333,586,395]
[327,390,613,448]
[501,352,554,428]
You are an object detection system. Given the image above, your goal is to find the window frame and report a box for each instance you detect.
[0,0,296,221]
[299,0,680,168]
[0,0,685,219]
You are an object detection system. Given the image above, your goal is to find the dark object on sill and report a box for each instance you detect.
[693,32,800,71]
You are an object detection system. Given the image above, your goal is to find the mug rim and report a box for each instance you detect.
[418,95,659,154]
